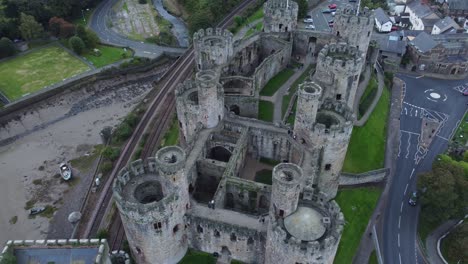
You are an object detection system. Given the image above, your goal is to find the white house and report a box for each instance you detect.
[431,16,460,34]
[375,8,393,32]
[405,1,440,31]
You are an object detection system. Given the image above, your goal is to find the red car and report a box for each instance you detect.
[391,26,399,31]
[328,4,337,9]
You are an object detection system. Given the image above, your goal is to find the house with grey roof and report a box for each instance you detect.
[407,31,468,77]
[431,16,460,34]
[375,8,393,32]
[405,1,441,31]
[376,31,407,71]
[447,0,468,17]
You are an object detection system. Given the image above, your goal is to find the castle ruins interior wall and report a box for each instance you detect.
[186,215,266,264]
[292,31,335,62]
[224,178,271,216]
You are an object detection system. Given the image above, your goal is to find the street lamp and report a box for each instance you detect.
[81,8,90,23]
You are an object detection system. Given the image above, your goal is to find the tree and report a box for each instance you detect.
[76,25,99,49]
[69,36,85,54]
[18,12,44,40]
[0,37,16,59]
[49,17,75,38]
[444,223,468,262]
[297,0,308,19]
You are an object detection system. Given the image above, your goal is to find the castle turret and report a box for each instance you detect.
[113,147,188,264]
[263,0,298,33]
[196,69,224,129]
[313,43,363,109]
[293,81,322,140]
[193,28,233,71]
[333,6,374,56]
[265,192,345,264]
[270,163,302,219]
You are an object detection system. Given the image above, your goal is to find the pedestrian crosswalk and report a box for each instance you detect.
[401,102,449,123]
[452,83,468,94]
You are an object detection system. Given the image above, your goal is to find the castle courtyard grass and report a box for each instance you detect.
[258,100,274,122]
[343,86,390,173]
[179,249,216,264]
[0,45,90,101]
[334,187,382,264]
[260,68,295,96]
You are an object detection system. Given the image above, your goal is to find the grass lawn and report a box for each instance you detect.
[258,100,274,122]
[244,22,263,38]
[343,86,390,173]
[83,45,132,68]
[0,45,90,101]
[70,145,104,173]
[231,7,264,34]
[368,250,378,264]
[358,75,378,118]
[452,111,468,147]
[178,249,216,264]
[255,169,272,185]
[260,69,295,96]
[334,187,382,264]
[160,116,180,148]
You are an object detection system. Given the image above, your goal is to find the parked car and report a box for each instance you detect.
[328,19,334,24]
[408,191,418,206]
[306,15,312,18]
[332,11,336,16]
[322,8,332,13]
[305,24,316,30]
[303,18,314,23]
[463,90,468,96]
[328,4,337,9]
[391,26,399,31]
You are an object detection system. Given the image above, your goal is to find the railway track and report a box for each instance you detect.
[84,0,257,244]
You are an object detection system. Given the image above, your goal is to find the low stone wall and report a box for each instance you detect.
[0,239,110,264]
[0,55,174,122]
[339,168,389,186]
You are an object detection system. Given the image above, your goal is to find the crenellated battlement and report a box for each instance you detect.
[297,81,322,101]
[155,146,186,175]
[317,43,363,74]
[175,80,196,97]
[195,70,220,90]
[264,0,298,11]
[273,163,302,187]
[193,28,233,43]
[319,99,355,121]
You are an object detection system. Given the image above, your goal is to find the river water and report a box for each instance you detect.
[153,0,189,47]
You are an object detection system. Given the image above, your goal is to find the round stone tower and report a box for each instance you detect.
[196,69,224,129]
[263,0,298,33]
[175,80,200,143]
[265,192,345,264]
[332,6,374,56]
[310,100,355,199]
[270,163,302,219]
[193,28,233,71]
[113,146,188,264]
[293,81,322,143]
[313,43,363,109]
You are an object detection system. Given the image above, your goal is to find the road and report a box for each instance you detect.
[383,74,468,264]
[89,0,186,58]
[299,0,356,31]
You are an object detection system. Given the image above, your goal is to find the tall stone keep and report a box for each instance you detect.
[333,6,374,56]
[113,147,188,264]
[269,163,302,219]
[263,0,298,33]
[193,28,233,71]
[312,43,363,109]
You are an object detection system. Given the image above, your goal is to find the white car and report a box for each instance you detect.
[303,18,314,23]
[305,24,316,30]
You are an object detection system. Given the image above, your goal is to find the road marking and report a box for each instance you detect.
[399,252,402,264]
[398,233,401,248]
[398,131,402,157]
[406,134,411,159]
[401,201,404,213]
[398,215,401,229]
[400,129,420,136]
[404,183,409,195]
[436,135,449,141]
[416,75,424,79]
[410,168,415,179]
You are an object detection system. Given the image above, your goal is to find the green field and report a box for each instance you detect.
[179,249,216,264]
[452,111,468,146]
[0,45,90,100]
[343,86,390,173]
[258,100,274,122]
[83,45,132,68]
[160,117,180,148]
[334,187,382,264]
[260,69,295,96]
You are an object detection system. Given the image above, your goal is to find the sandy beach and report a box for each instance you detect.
[0,73,161,245]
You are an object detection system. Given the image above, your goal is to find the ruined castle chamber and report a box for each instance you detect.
[263,0,298,33]
[222,33,292,118]
[292,31,335,63]
[333,7,374,58]
[113,147,189,264]
[313,43,363,109]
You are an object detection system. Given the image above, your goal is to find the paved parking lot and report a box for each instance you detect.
[298,0,357,32]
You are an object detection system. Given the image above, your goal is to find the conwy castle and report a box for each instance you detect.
[113,0,374,263]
